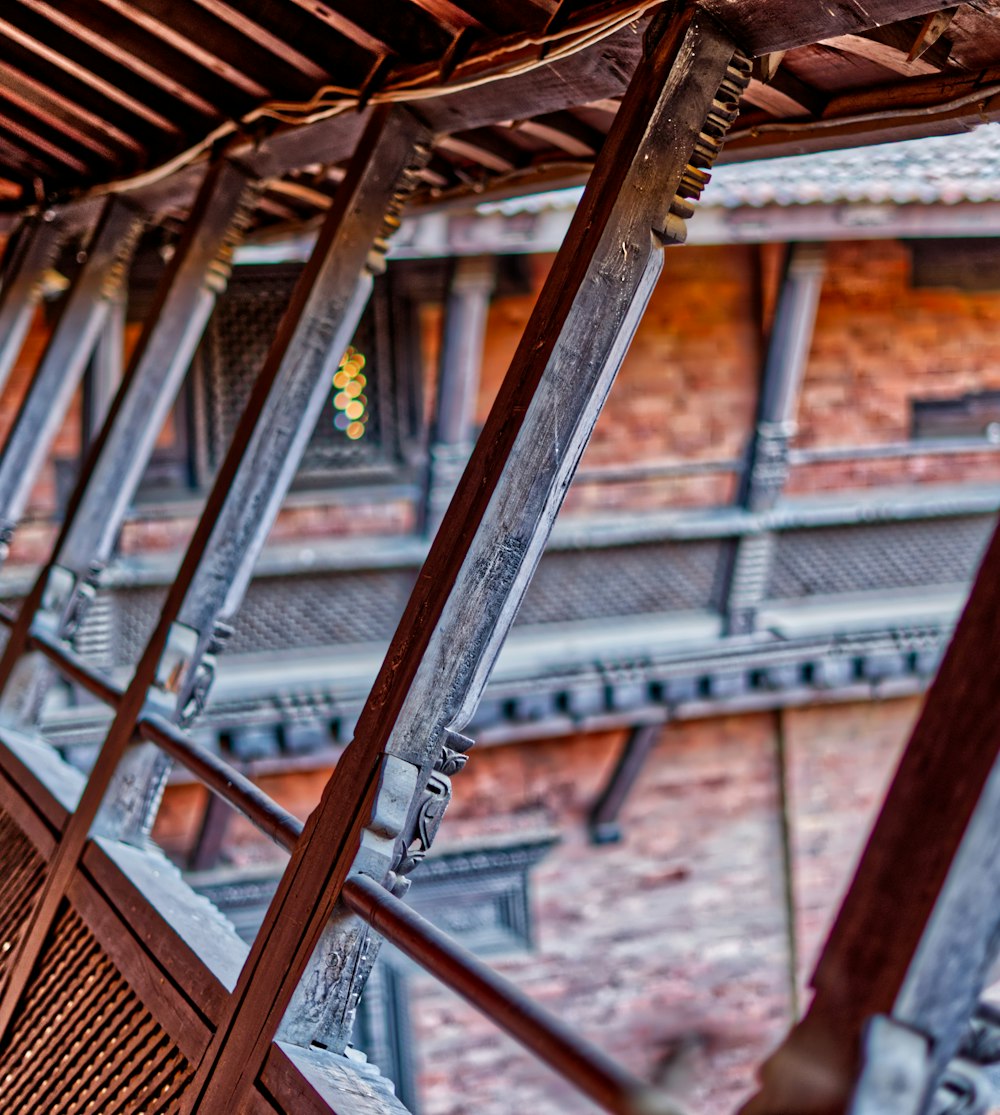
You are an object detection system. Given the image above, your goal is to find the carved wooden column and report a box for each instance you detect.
[181,9,752,1111]
[87,286,127,437]
[424,254,495,533]
[722,242,826,635]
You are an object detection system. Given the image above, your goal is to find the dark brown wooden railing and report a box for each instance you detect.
[3,607,670,1114]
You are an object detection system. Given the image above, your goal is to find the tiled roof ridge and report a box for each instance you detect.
[479,123,1000,214]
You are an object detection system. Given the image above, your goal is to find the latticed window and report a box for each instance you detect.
[127,262,428,497]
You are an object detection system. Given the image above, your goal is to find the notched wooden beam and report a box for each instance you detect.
[701,0,962,57]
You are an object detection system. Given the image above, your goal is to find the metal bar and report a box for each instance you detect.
[26,628,123,709]
[138,714,301,853]
[0,217,64,399]
[0,196,145,563]
[182,10,750,1111]
[341,873,672,1115]
[0,156,258,1048]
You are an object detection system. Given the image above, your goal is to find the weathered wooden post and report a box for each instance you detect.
[0,216,64,399]
[721,242,826,634]
[0,196,145,561]
[181,6,752,1109]
[424,254,496,533]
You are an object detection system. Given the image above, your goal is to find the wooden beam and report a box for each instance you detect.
[0,196,144,557]
[721,243,826,635]
[743,71,824,118]
[742,517,1000,1112]
[0,216,63,403]
[587,724,662,844]
[179,8,749,1111]
[8,0,222,122]
[93,107,430,843]
[821,33,945,77]
[424,254,495,532]
[701,0,958,56]
[513,111,604,156]
[723,59,1000,161]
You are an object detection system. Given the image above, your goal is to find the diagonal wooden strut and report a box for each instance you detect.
[181,7,750,1110]
[743,518,1000,1114]
[97,105,431,845]
[0,196,145,557]
[0,104,433,1066]
[0,157,256,723]
[0,156,259,1047]
[0,216,64,400]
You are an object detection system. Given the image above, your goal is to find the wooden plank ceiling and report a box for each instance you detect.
[2,0,1000,231]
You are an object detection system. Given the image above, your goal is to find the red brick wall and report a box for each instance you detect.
[789,239,1000,494]
[153,696,919,1115]
[474,247,760,514]
[4,236,1000,564]
[404,700,916,1115]
[466,238,1000,514]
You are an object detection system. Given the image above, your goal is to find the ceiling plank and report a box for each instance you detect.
[821,33,945,77]
[0,14,180,135]
[434,0,554,35]
[0,113,91,175]
[0,95,113,170]
[700,0,962,56]
[513,111,603,156]
[94,0,271,99]
[743,70,824,118]
[103,0,330,102]
[0,58,142,162]
[186,0,333,84]
[437,128,525,173]
[278,0,451,59]
[12,0,220,122]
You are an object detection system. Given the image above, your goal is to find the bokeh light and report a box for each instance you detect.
[332,346,369,438]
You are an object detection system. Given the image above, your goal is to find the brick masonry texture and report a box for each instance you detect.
[405,702,917,1115]
[154,697,920,1114]
[467,239,1000,516]
[4,237,1000,556]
